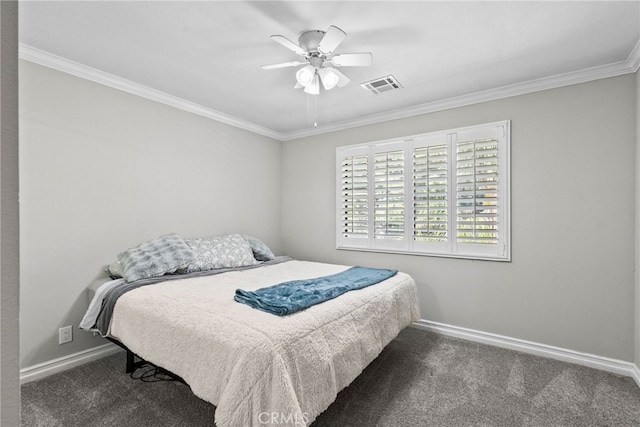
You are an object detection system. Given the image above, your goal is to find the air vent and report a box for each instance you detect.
[361,75,403,95]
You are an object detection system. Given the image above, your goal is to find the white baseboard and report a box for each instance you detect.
[412,319,640,389]
[20,343,123,384]
[632,364,640,388]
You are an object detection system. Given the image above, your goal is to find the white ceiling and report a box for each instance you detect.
[19,1,640,140]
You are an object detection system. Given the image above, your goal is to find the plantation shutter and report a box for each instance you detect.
[413,139,449,245]
[339,152,369,242]
[373,149,405,240]
[337,121,509,260]
[454,126,506,258]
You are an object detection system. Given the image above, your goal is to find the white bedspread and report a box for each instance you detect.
[109,260,420,426]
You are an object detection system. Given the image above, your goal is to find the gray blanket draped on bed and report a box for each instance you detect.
[93,257,291,335]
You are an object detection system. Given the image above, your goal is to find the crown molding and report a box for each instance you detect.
[281,44,640,141]
[18,44,282,141]
[627,39,640,73]
[19,40,640,143]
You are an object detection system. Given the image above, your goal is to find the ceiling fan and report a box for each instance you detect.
[262,25,373,95]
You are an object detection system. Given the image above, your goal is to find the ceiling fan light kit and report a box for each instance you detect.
[318,68,339,90]
[262,25,372,95]
[304,74,320,95]
[296,65,315,86]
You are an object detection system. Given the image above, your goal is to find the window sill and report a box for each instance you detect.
[336,245,511,262]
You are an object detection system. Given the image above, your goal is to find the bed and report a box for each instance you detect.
[81,236,420,426]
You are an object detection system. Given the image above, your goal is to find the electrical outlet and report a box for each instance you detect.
[59,326,72,345]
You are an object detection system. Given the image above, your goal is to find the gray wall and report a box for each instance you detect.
[18,59,639,369]
[1,1,20,424]
[282,74,637,362]
[19,61,283,368]
[636,68,640,368]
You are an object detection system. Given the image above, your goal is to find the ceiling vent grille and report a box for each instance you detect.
[361,75,403,95]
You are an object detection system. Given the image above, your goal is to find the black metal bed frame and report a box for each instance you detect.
[106,337,187,385]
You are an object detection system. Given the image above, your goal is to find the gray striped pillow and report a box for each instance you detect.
[118,234,195,282]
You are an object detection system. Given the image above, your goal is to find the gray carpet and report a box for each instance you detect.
[22,328,640,426]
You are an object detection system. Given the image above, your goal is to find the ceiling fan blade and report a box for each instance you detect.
[331,53,373,67]
[270,35,306,56]
[262,61,306,70]
[318,25,346,55]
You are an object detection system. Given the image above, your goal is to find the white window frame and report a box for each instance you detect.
[336,120,511,261]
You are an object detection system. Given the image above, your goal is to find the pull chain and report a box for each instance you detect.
[313,95,318,128]
[306,93,319,129]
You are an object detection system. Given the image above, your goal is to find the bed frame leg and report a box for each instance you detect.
[126,349,135,373]
[106,337,138,373]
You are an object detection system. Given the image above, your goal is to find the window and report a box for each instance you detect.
[337,121,510,261]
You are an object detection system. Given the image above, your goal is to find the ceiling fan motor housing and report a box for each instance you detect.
[298,30,326,56]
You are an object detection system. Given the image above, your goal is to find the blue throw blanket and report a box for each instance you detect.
[234,266,398,316]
